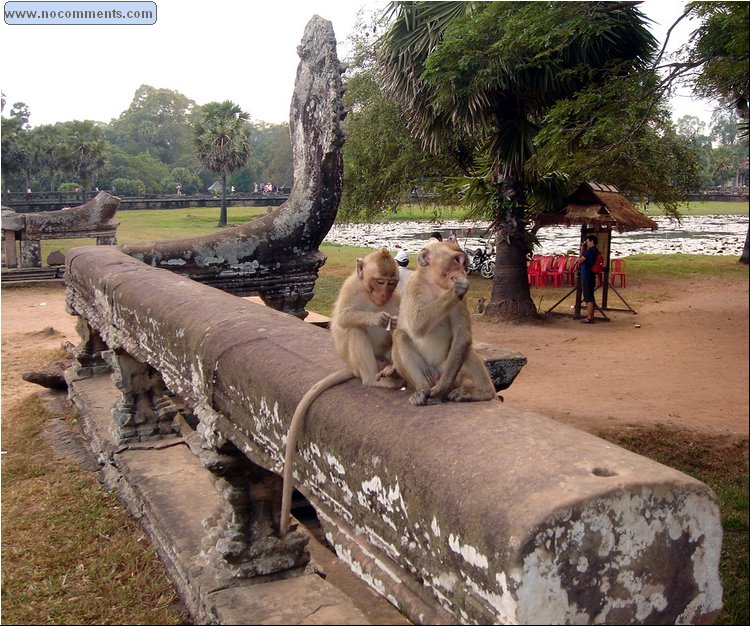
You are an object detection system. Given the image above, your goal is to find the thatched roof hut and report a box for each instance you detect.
[536,182,656,318]
[534,182,658,233]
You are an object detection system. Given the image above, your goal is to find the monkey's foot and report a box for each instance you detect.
[376,364,398,379]
[410,389,441,406]
[445,387,471,402]
[375,376,406,389]
[446,387,498,403]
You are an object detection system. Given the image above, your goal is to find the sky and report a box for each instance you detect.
[1,0,716,130]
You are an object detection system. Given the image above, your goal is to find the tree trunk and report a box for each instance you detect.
[485,219,538,321]
[219,173,228,227]
[740,221,749,265]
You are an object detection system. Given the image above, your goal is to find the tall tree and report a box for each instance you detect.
[60,120,107,202]
[107,85,197,165]
[341,69,458,218]
[27,124,67,191]
[193,101,252,227]
[377,1,663,320]
[1,100,31,191]
[684,1,749,263]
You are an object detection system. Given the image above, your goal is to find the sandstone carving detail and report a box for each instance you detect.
[119,15,346,320]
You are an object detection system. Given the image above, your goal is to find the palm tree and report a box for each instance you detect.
[194,101,252,227]
[29,124,66,191]
[62,120,106,202]
[377,1,658,320]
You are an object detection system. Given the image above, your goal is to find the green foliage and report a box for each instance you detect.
[161,166,202,195]
[340,70,458,220]
[687,2,749,130]
[58,120,107,193]
[106,84,197,165]
[249,123,294,188]
[100,145,169,193]
[111,177,145,196]
[194,101,252,178]
[56,182,81,192]
[1,115,28,177]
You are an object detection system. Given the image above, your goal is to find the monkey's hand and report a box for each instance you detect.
[376,312,397,329]
[453,278,469,300]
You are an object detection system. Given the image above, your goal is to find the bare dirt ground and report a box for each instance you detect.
[1,276,748,441]
[474,275,749,439]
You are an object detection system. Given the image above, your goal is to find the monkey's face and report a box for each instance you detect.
[356,248,400,307]
[420,243,469,294]
[367,275,399,307]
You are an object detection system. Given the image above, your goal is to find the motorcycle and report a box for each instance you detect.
[467,239,495,279]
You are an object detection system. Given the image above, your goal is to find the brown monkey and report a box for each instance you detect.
[390,241,497,406]
[280,248,404,535]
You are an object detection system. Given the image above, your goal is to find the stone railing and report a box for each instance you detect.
[1,191,119,268]
[63,244,724,625]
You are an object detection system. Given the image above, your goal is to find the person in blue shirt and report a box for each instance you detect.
[579,235,600,324]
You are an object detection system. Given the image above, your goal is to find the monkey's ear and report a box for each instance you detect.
[356,258,365,278]
[417,247,431,267]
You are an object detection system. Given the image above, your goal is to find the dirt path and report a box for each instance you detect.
[2,276,748,440]
[474,275,749,437]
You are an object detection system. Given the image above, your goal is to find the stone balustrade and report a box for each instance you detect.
[64,244,724,625]
[1,191,119,269]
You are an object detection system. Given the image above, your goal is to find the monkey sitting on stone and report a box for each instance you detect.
[388,241,498,407]
[280,247,404,535]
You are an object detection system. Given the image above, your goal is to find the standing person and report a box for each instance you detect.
[579,234,601,324]
[395,249,414,291]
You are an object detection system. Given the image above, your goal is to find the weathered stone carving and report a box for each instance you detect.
[197,439,310,578]
[65,316,110,380]
[103,349,180,443]
[1,191,119,268]
[119,15,346,320]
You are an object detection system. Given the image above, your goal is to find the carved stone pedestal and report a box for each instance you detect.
[197,440,310,579]
[103,349,180,444]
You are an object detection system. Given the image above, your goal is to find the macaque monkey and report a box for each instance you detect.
[280,248,404,535]
[390,241,498,407]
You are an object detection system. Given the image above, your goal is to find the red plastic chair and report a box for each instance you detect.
[563,256,580,286]
[527,256,544,287]
[548,255,569,287]
[539,255,556,287]
[610,258,627,287]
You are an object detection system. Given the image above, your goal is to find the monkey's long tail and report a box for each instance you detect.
[280,368,354,536]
